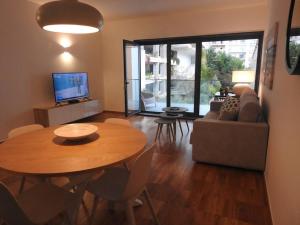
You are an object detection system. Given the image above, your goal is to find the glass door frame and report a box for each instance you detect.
[134,31,264,117]
[139,42,199,116]
[123,40,142,117]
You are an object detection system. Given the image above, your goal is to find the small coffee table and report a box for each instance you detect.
[162,107,190,134]
[159,113,183,137]
[154,118,175,142]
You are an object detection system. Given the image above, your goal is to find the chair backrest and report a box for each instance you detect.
[104,118,131,127]
[122,144,155,200]
[8,124,44,139]
[0,182,32,225]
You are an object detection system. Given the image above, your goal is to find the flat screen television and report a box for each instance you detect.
[52,72,89,103]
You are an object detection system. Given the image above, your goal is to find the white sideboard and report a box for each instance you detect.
[34,99,103,127]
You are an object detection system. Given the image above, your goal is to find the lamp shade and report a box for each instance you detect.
[232,70,255,83]
[36,0,104,34]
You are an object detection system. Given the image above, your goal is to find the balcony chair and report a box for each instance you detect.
[141,92,156,111]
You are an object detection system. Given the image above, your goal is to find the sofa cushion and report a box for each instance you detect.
[238,91,262,122]
[218,96,240,121]
[232,85,252,96]
[204,111,219,120]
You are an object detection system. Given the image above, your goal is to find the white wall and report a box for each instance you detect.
[100,3,268,112]
[262,0,300,224]
[0,0,102,140]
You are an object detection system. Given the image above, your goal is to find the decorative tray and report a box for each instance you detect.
[54,123,98,140]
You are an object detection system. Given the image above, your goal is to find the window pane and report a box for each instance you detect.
[200,39,259,116]
[170,44,196,112]
[141,44,167,112]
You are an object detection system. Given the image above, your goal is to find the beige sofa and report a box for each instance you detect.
[190,90,269,171]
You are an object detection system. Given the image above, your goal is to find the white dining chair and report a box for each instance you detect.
[0,181,84,225]
[104,118,131,127]
[7,124,44,194]
[87,144,160,225]
[8,124,44,139]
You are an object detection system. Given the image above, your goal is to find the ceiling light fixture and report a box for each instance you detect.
[36,0,104,34]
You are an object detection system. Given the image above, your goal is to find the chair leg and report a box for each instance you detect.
[90,196,99,225]
[108,200,116,212]
[143,189,161,225]
[19,176,26,194]
[68,182,87,225]
[62,212,73,225]
[81,199,90,221]
[125,200,136,225]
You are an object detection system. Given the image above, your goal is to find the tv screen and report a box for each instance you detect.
[52,72,89,103]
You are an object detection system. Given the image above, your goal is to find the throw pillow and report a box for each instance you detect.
[218,96,240,121]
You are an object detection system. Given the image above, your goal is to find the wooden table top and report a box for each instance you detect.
[0,123,147,176]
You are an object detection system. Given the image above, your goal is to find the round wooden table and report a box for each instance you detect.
[0,123,147,176]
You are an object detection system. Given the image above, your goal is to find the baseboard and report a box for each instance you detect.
[263,177,274,225]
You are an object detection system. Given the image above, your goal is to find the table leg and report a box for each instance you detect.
[158,124,163,138]
[169,124,174,142]
[167,125,171,142]
[186,120,190,132]
[173,121,176,140]
[177,119,183,136]
[155,124,160,141]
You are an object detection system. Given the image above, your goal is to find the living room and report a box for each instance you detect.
[0,0,299,225]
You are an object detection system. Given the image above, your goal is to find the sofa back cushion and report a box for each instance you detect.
[218,96,240,121]
[238,90,262,122]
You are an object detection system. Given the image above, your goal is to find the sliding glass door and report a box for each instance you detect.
[124,32,263,117]
[140,44,167,112]
[123,40,141,116]
[170,44,196,113]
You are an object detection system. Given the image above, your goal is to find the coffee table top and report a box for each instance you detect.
[162,107,188,113]
[0,123,147,176]
[159,113,184,119]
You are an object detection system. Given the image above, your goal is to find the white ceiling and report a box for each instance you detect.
[29,0,267,20]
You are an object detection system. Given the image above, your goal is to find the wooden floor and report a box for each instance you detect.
[0,112,272,225]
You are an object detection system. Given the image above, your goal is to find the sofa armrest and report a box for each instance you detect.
[190,119,269,170]
[210,101,223,112]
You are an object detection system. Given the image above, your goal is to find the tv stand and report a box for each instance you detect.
[34,99,102,127]
[68,99,80,104]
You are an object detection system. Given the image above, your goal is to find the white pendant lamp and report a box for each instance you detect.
[36,0,104,34]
